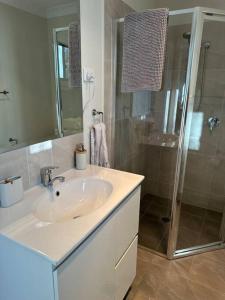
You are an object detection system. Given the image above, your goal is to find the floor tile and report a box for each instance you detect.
[126,248,225,300]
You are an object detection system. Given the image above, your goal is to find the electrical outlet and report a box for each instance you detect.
[83,67,95,83]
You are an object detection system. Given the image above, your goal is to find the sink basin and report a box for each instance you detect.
[34,177,113,223]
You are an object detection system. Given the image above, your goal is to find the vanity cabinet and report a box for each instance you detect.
[0,186,141,300]
[54,214,115,300]
[54,187,140,300]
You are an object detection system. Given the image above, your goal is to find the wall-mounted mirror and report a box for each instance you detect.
[0,0,82,154]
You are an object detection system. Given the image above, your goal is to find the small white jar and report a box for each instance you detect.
[75,150,87,170]
[0,176,24,208]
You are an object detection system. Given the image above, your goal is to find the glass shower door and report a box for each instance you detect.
[172,12,225,256]
[114,11,194,256]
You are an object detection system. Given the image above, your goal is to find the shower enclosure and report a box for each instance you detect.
[113,7,225,259]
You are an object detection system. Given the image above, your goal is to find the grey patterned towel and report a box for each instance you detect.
[121,8,169,93]
[69,22,81,88]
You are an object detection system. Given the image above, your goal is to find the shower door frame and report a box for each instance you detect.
[168,7,225,259]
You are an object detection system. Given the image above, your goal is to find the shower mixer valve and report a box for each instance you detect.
[208,116,220,132]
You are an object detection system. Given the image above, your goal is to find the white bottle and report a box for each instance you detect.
[75,144,87,170]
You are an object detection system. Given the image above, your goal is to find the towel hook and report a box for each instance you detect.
[0,90,9,95]
[92,109,104,123]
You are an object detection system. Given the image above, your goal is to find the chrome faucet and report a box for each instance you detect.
[40,166,65,187]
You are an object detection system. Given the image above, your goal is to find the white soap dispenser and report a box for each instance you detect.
[75,143,87,170]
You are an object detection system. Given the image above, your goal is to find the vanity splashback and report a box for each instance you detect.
[0,133,83,191]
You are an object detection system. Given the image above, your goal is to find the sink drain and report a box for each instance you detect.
[73,216,80,220]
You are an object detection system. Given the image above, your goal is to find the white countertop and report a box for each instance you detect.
[0,166,144,267]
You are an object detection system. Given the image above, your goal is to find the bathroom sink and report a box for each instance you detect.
[34,178,113,223]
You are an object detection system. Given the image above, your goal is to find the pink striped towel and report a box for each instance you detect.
[121,8,169,93]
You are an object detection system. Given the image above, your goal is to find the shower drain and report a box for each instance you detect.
[161,217,170,223]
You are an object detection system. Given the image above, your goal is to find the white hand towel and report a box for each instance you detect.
[90,123,110,168]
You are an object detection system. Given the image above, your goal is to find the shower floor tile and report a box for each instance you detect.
[139,194,171,255]
[139,194,223,254]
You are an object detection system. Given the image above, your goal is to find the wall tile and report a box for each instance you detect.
[52,133,83,175]
[0,133,83,192]
[26,146,53,187]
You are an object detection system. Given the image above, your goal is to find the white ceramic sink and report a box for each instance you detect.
[34,177,113,223]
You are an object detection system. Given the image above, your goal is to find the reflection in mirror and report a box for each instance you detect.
[54,24,82,136]
[0,0,82,154]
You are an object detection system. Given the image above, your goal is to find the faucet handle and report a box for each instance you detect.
[40,166,59,187]
[40,166,59,175]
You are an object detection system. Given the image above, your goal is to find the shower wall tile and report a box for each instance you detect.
[206,51,225,70]
[143,145,176,200]
[200,96,224,108]
[208,195,225,212]
[185,42,225,212]
[142,178,159,197]
[158,182,173,200]
[182,189,211,210]
[145,146,160,180]
[0,133,83,192]
[184,169,213,195]
[202,70,225,97]
[159,148,176,185]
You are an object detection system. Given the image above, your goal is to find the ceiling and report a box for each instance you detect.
[0,0,79,18]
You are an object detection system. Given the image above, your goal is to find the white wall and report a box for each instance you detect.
[80,0,104,155]
[122,0,155,11]
[0,3,55,148]
[124,0,225,11]
[157,0,225,10]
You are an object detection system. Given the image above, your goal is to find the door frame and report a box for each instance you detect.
[168,7,225,259]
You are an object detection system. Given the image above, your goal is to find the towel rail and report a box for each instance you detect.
[92,109,104,123]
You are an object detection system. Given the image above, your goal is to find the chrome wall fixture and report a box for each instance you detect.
[92,109,104,123]
[208,116,220,132]
[0,90,9,95]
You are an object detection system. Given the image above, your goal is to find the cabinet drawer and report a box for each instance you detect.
[54,216,115,300]
[115,236,138,300]
[114,187,140,264]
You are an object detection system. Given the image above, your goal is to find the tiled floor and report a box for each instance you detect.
[139,194,223,254]
[126,247,225,300]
